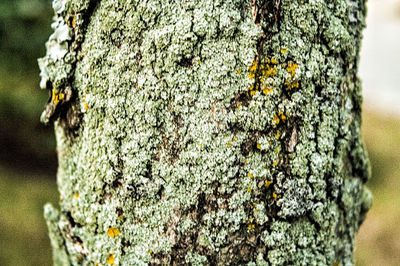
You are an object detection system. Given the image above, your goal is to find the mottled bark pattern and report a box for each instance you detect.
[41,0,371,265]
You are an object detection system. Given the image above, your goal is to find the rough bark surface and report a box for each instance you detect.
[40,0,372,265]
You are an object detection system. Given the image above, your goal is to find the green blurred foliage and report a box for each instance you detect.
[0,0,51,71]
[0,166,58,266]
[0,0,57,172]
[0,2,58,265]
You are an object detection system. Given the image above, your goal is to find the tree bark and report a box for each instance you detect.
[39,0,372,265]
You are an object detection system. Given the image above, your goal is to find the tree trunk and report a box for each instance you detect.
[39,0,372,265]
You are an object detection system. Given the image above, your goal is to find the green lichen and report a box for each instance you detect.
[41,0,371,265]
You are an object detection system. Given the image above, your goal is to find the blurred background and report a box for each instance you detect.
[0,0,398,265]
[355,0,400,265]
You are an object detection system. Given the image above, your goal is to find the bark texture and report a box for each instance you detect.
[40,0,372,265]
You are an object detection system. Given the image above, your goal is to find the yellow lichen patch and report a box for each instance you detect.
[272,113,280,125]
[262,87,273,95]
[52,89,64,106]
[118,215,125,221]
[71,14,76,28]
[333,262,340,266]
[84,94,90,110]
[236,69,242,74]
[248,57,278,96]
[107,227,120,238]
[247,223,255,231]
[227,141,232,147]
[248,172,254,178]
[280,48,287,54]
[262,65,277,78]
[257,143,261,150]
[278,111,287,122]
[286,62,298,77]
[272,160,279,166]
[238,103,242,109]
[275,131,281,140]
[272,192,278,199]
[285,79,299,90]
[106,253,115,265]
[247,187,252,192]
[148,249,152,254]
[233,136,238,142]
[249,60,258,78]
[283,62,299,90]
[74,193,79,199]
[265,179,273,188]
[247,217,255,230]
[197,59,201,64]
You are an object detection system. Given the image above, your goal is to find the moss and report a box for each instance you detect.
[42,0,370,264]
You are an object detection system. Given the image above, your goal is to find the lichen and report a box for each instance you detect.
[42,0,371,265]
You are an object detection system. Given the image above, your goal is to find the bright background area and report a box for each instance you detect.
[355,0,400,265]
[0,0,398,265]
[359,0,400,116]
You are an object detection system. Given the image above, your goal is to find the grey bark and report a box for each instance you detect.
[39,0,372,265]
